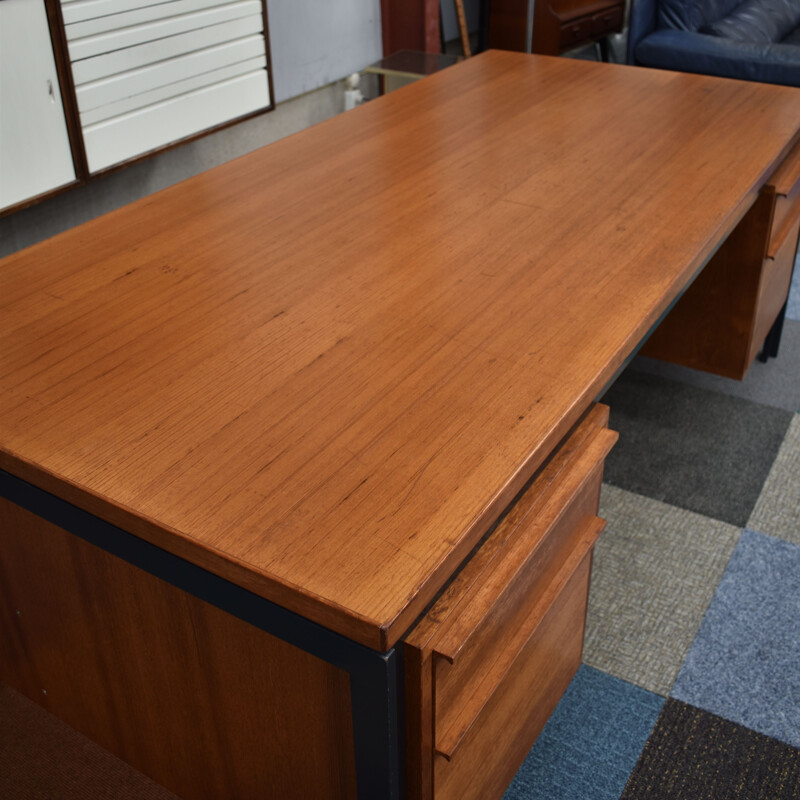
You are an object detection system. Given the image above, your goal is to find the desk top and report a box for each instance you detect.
[2,52,800,650]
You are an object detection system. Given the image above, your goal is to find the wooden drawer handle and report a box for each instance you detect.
[767,193,800,259]
[434,514,605,761]
[770,139,800,197]
[430,425,617,666]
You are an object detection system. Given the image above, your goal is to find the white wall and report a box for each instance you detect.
[268,0,382,102]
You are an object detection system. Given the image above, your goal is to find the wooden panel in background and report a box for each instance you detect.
[641,190,774,379]
[0,498,357,800]
[380,0,440,55]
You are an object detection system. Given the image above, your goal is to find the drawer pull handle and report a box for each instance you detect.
[767,193,800,258]
[430,425,616,666]
[770,139,800,197]
[434,515,605,761]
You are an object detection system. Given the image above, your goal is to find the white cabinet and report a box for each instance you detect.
[61,0,272,172]
[0,0,76,211]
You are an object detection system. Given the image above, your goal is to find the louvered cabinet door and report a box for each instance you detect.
[61,0,272,173]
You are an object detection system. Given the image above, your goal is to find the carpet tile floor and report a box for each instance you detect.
[505,272,800,798]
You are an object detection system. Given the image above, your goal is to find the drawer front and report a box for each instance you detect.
[559,16,592,49]
[769,189,800,260]
[592,6,623,35]
[767,136,800,256]
[750,216,800,363]
[404,404,617,800]
[437,553,592,800]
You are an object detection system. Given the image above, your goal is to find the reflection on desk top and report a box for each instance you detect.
[2,52,800,650]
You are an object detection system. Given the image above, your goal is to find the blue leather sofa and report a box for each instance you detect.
[627,0,800,86]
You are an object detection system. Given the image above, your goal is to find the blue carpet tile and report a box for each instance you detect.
[671,530,800,748]
[504,665,663,800]
[788,254,800,321]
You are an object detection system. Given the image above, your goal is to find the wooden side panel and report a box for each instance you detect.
[380,0,440,55]
[488,0,530,52]
[640,190,774,380]
[0,498,357,800]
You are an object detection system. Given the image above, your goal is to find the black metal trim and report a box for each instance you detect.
[0,469,402,799]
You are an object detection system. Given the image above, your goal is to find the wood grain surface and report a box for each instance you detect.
[2,52,800,650]
[0,498,357,799]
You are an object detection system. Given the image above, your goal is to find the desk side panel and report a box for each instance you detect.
[0,498,357,799]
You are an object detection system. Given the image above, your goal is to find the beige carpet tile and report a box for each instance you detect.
[583,485,741,697]
[748,413,800,545]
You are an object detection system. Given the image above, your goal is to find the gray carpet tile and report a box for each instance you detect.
[748,413,800,545]
[627,319,800,413]
[583,485,741,696]
[601,371,793,526]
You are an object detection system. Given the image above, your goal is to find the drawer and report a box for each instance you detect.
[750,215,800,364]
[767,136,800,257]
[559,16,592,49]
[405,404,617,800]
[592,6,623,36]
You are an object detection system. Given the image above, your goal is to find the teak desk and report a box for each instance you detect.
[2,52,800,799]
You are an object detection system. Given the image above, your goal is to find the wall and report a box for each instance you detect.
[0,0,382,258]
[269,0,381,102]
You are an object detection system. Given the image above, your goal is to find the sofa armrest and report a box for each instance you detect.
[635,29,800,87]
[626,0,659,65]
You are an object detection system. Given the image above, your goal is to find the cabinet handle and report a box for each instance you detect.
[430,426,616,666]
[47,79,55,103]
[770,139,800,196]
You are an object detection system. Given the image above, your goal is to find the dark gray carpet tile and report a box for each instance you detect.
[749,414,800,544]
[620,699,800,800]
[0,683,178,800]
[600,370,793,526]
[584,486,740,696]
[628,319,800,413]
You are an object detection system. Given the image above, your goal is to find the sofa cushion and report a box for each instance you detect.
[781,25,800,44]
[658,0,741,32]
[702,0,800,44]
